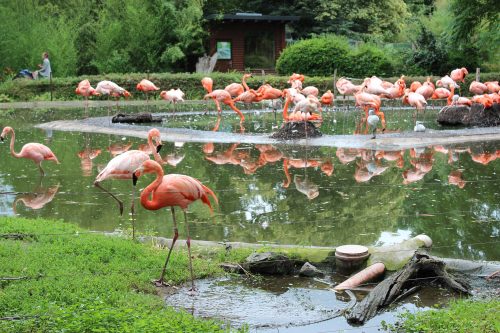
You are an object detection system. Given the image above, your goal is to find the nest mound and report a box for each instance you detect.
[437,103,500,127]
[271,121,323,140]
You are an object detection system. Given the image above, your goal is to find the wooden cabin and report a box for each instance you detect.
[206,13,299,73]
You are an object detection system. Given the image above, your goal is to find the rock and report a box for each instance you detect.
[299,262,325,277]
[111,113,162,123]
[220,263,246,274]
[437,103,500,127]
[245,252,296,275]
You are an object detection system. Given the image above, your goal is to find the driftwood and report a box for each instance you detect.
[111,113,162,124]
[271,121,322,140]
[437,103,500,127]
[347,252,470,325]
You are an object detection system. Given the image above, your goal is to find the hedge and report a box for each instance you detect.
[0,72,498,102]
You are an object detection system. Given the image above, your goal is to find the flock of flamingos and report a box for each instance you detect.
[1,67,499,290]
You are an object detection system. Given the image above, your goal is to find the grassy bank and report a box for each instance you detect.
[0,217,251,332]
[383,299,500,333]
[1,71,498,102]
[1,217,499,332]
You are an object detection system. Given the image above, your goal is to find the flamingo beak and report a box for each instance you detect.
[156,144,162,153]
[132,172,138,186]
[0,137,3,142]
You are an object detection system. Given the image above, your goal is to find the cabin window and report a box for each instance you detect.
[244,31,275,68]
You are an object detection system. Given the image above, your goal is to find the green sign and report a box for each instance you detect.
[217,41,231,60]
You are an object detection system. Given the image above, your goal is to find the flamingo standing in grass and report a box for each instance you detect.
[136,79,160,102]
[94,128,163,239]
[1,126,59,176]
[133,159,218,290]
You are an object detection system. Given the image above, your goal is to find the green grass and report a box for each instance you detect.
[382,299,500,333]
[0,217,250,332]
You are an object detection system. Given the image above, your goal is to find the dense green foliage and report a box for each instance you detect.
[0,217,250,332]
[383,299,500,333]
[276,36,400,77]
[206,0,409,41]
[0,0,497,78]
[0,0,205,77]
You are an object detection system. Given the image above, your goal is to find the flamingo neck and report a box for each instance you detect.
[7,129,21,158]
[242,75,250,91]
[148,134,162,164]
[283,94,292,121]
[448,86,455,105]
[139,166,164,210]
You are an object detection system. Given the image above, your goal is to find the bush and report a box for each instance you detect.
[276,36,352,76]
[350,43,396,77]
[276,36,397,78]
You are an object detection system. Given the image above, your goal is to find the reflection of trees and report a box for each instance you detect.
[398,144,500,260]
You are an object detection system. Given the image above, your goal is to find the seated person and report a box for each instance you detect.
[33,52,51,79]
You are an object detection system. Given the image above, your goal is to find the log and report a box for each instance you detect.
[111,113,162,124]
[347,252,470,325]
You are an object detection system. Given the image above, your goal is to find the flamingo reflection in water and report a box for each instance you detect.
[402,147,434,184]
[13,181,60,214]
[354,150,389,183]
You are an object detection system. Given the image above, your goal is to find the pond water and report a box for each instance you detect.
[0,105,499,263]
[1,103,499,331]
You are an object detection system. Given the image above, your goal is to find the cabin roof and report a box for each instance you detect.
[206,13,300,23]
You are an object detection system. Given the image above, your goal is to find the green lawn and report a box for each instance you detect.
[0,217,249,332]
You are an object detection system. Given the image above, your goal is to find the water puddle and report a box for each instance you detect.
[165,276,455,332]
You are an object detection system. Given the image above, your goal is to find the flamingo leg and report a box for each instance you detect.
[184,210,196,293]
[37,163,45,177]
[376,110,386,131]
[226,101,245,124]
[156,206,179,286]
[94,181,124,216]
[130,184,136,240]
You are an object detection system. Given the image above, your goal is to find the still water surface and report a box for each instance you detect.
[0,105,499,262]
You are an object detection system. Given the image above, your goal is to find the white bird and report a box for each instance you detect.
[95,80,131,97]
[160,88,185,114]
[367,109,380,139]
[414,121,426,132]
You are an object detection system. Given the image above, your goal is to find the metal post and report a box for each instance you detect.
[50,73,53,101]
[475,68,480,82]
[333,68,337,94]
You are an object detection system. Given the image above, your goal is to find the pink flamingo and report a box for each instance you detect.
[415,78,435,100]
[484,81,500,93]
[432,87,451,99]
[136,79,160,101]
[75,79,99,104]
[204,89,245,131]
[450,67,468,83]
[336,77,362,95]
[94,128,163,238]
[469,81,488,95]
[320,90,334,107]
[403,91,427,121]
[1,126,59,176]
[160,88,185,114]
[133,159,218,289]
[224,73,252,97]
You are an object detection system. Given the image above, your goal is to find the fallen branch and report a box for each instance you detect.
[347,252,470,325]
